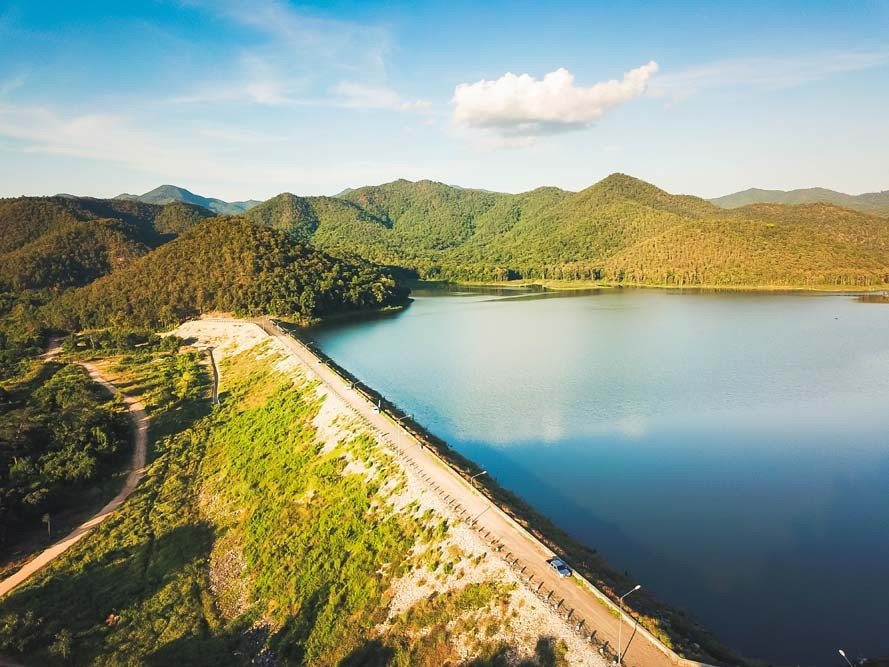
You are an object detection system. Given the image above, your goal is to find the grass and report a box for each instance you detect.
[0,337,606,666]
[0,347,219,665]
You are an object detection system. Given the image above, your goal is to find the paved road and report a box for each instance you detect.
[0,363,149,598]
[254,317,697,667]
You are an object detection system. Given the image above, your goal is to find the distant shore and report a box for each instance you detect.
[412,278,889,294]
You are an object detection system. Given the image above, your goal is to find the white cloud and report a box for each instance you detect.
[650,49,889,102]
[0,100,430,199]
[172,53,313,106]
[171,3,423,112]
[452,62,658,138]
[331,82,431,111]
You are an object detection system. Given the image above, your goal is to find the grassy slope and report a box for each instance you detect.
[0,342,570,666]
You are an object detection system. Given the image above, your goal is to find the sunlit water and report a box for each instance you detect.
[308,287,889,665]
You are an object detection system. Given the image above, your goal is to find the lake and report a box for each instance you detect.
[308,286,889,666]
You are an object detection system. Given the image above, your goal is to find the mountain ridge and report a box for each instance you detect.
[710,186,889,217]
[114,184,262,215]
[243,173,889,287]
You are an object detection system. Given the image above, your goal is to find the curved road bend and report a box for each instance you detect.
[253,317,702,667]
[0,363,149,598]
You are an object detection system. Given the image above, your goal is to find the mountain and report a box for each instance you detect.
[243,174,889,288]
[710,186,889,217]
[115,184,262,215]
[43,217,408,330]
[0,196,213,290]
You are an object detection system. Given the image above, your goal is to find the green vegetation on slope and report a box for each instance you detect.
[0,196,216,295]
[43,217,409,331]
[0,196,212,254]
[0,341,564,666]
[243,174,889,288]
[0,219,150,291]
[0,363,130,546]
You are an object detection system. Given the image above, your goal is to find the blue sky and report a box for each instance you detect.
[0,0,887,200]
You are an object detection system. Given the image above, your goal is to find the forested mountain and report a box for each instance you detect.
[710,186,889,217]
[115,184,262,215]
[0,196,212,253]
[43,217,408,330]
[243,174,889,287]
[5,173,889,302]
[0,197,213,291]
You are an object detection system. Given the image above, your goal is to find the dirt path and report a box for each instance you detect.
[248,317,703,667]
[0,363,149,598]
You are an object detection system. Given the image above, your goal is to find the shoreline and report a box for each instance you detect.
[266,316,747,667]
[411,278,889,295]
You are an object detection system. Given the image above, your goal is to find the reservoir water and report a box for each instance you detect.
[308,287,889,666]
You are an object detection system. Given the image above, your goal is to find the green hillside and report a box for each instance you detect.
[0,196,212,254]
[0,219,150,291]
[243,174,889,288]
[0,337,585,666]
[710,186,889,217]
[44,217,408,330]
[0,198,214,292]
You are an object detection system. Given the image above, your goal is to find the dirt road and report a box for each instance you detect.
[0,363,149,598]
[253,317,701,667]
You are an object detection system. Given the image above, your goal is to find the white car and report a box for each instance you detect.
[547,557,572,578]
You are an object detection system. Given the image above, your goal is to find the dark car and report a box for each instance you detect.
[547,557,572,578]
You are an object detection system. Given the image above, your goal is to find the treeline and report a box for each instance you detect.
[42,217,409,330]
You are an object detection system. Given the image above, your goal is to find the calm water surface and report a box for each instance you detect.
[309,288,889,666]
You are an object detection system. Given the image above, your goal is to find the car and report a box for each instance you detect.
[547,557,572,578]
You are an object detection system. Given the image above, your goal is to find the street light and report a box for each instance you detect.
[470,470,487,487]
[614,584,641,666]
[395,414,412,448]
[839,650,854,667]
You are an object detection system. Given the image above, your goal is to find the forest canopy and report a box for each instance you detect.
[41,217,409,331]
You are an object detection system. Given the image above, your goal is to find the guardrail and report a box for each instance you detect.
[259,317,724,667]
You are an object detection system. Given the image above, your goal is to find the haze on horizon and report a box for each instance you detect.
[0,0,887,201]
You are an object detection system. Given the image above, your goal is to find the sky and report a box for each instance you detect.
[0,0,887,201]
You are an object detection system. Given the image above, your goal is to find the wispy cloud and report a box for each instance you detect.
[174,0,422,111]
[171,53,314,106]
[0,72,27,96]
[331,82,431,111]
[452,62,658,142]
[651,49,889,102]
[0,100,428,196]
[192,0,391,76]
[173,0,430,111]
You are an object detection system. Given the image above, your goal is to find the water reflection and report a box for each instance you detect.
[308,288,889,666]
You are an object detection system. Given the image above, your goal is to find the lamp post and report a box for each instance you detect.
[470,470,487,487]
[614,584,641,666]
[839,650,854,667]
[395,414,412,449]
